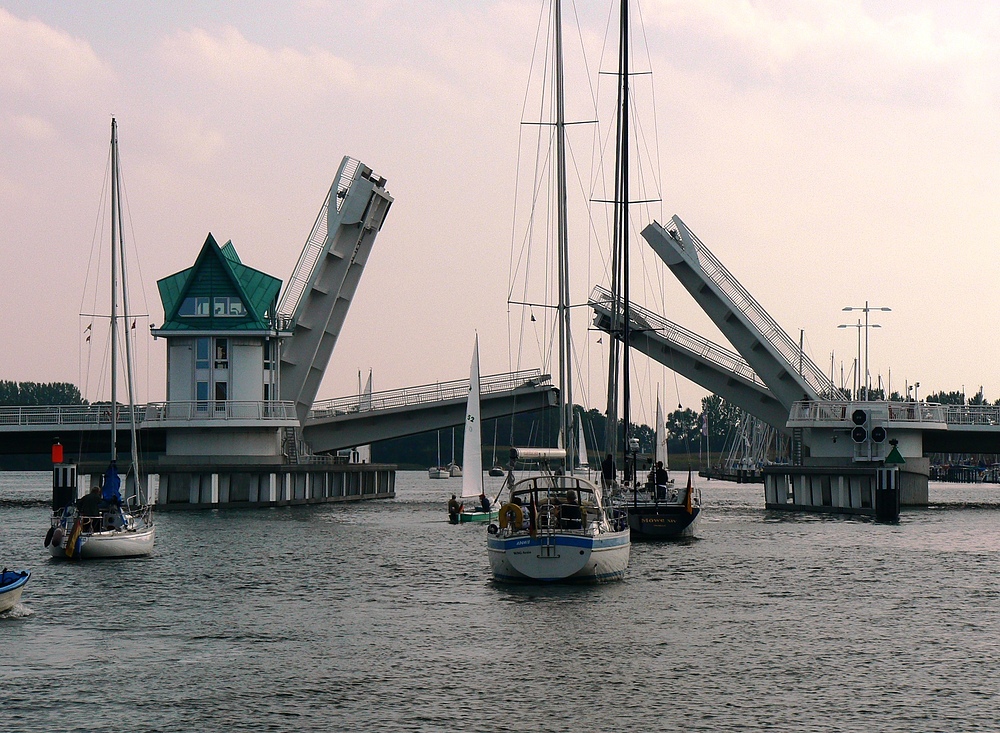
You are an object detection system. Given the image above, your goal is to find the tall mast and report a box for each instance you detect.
[620,0,632,484]
[553,0,574,472]
[604,0,630,478]
[110,118,119,463]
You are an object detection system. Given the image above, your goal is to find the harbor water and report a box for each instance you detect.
[3,470,1000,732]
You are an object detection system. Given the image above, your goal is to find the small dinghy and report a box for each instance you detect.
[0,568,31,613]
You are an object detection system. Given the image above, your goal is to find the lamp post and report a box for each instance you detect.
[838,320,880,399]
[843,301,891,399]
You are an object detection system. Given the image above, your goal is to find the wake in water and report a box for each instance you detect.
[0,604,33,619]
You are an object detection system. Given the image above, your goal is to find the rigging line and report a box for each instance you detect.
[635,0,664,224]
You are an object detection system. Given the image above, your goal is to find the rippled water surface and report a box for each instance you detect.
[4,471,1000,732]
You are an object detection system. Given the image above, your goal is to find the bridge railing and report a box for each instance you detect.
[941,404,1000,426]
[143,401,297,423]
[0,404,145,427]
[0,401,297,428]
[669,216,837,399]
[308,369,552,419]
[589,285,766,387]
[790,401,947,424]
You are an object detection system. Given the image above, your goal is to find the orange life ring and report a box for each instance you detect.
[498,503,523,529]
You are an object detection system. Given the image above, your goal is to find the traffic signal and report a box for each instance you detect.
[851,409,868,443]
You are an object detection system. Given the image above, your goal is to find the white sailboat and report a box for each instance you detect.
[453,336,496,523]
[486,0,630,583]
[447,427,462,477]
[46,118,155,559]
[575,411,590,472]
[428,431,449,479]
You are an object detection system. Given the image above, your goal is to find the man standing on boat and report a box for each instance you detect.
[601,454,616,490]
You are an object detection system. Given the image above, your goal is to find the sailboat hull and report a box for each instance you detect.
[628,505,700,540]
[487,530,630,583]
[48,524,155,559]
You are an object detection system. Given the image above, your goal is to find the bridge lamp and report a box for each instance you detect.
[842,301,891,399]
[838,321,880,399]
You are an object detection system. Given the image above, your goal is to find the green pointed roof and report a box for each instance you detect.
[156,234,281,332]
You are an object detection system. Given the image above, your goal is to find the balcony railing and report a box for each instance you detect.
[309,369,552,420]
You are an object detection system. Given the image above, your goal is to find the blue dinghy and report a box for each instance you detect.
[0,569,31,613]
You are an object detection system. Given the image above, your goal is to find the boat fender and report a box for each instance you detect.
[498,503,523,530]
[51,526,64,546]
[44,526,55,547]
[487,523,499,535]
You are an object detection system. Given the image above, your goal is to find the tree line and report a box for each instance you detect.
[0,381,86,406]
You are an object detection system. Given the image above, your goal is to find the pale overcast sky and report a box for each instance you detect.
[2,1,999,420]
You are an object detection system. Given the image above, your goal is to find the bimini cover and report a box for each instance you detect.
[103,463,123,503]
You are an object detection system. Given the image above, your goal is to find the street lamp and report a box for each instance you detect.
[838,320,880,398]
[843,301,891,399]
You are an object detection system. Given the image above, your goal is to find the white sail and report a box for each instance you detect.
[356,370,372,463]
[655,396,668,470]
[461,335,483,499]
[576,411,588,469]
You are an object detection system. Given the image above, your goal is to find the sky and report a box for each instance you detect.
[3,0,1000,422]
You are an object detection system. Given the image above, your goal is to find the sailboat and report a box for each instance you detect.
[627,396,701,539]
[488,421,505,477]
[46,118,155,559]
[486,0,630,583]
[447,427,463,477]
[453,336,497,523]
[428,430,450,479]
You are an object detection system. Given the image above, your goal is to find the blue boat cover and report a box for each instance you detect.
[0,569,30,591]
[103,463,123,503]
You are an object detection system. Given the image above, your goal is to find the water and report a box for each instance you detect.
[3,471,1000,732]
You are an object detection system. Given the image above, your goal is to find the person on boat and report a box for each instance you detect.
[560,489,583,530]
[601,454,616,489]
[77,486,103,530]
[654,461,669,486]
[447,495,461,523]
[479,492,491,513]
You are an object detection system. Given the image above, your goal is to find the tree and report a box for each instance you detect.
[666,408,700,454]
[0,381,86,406]
[700,394,742,452]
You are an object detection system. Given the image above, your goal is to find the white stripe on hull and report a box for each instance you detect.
[0,587,25,613]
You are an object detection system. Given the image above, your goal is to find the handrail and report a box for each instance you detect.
[668,217,836,399]
[277,156,362,322]
[309,369,552,419]
[589,285,765,387]
[788,400,947,424]
[0,401,297,427]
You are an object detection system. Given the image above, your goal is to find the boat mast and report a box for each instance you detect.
[605,0,631,482]
[553,0,575,473]
[110,119,119,464]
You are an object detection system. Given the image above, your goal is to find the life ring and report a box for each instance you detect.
[498,503,523,529]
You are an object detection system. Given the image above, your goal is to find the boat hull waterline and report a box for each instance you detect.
[488,531,630,583]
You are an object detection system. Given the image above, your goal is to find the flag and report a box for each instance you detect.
[131,320,136,330]
[85,335,91,342]
[84,323,92,332]
[685,470,694,514]
[701,411,708,435]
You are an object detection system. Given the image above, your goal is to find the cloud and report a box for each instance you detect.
[159,26,356,107]
[0,7,112,110]
[643,0,993,106]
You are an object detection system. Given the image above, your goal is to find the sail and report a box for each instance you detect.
[461,336,483,499]
[356,370,372,463]
[655,396,668,470]
[575,412,588,469]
